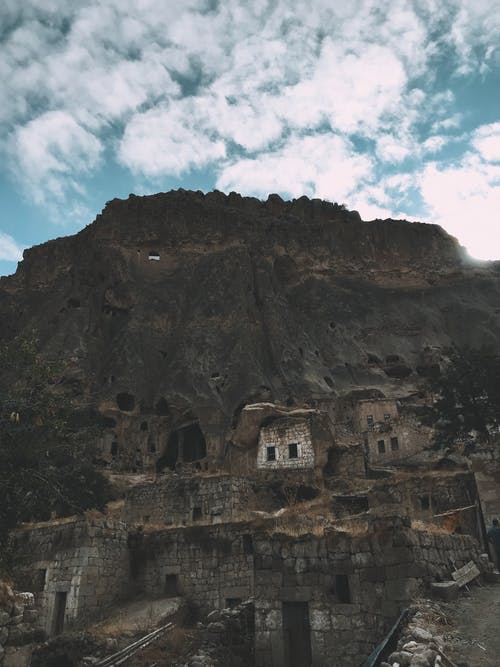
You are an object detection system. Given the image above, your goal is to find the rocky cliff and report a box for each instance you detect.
[1,189,500,465]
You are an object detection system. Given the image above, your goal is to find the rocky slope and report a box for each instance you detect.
[1,189,500,445]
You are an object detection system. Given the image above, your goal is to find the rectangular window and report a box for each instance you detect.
[384,413,391,421]
[266,445,276,461]
[367,415,374,426]
[377,439,386,454]
[192,506,202,521]
[334,575,351,603]
[390,436,399,451]
[242,534,253,554]
[288,442,298,459]
[420,495,430,510]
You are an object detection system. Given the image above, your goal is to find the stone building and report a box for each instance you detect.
[257,417,315,470]
[12,519,129,637]
[353,398,431,465]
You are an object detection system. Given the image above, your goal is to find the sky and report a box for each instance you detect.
[1,0,500,277]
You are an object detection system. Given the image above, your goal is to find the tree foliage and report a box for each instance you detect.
[428,346,500,447]
[0,333,111,550]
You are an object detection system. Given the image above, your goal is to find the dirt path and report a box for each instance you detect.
[441,583,500,666]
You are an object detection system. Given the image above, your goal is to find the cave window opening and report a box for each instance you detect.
[116,392,135,412]
[420,495,430,511]
[155,397,169,416]
[334,575,351,603]
[377,439,386,454]
[266,445,276,462]
[156,422,207,472]
[111,441,118,457]
[225,598,242,609]
[140,421,148,431]
[148,251,160,261]
[288,442,298,459]
[384,413,391,421]
[192,506,202,521]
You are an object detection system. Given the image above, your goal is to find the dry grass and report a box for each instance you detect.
[411,518,455,535]
[19,514,78,530]
[105,499,125,517]
[328,518,370,536]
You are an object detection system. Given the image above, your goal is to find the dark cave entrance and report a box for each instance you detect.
[156,422,207,471]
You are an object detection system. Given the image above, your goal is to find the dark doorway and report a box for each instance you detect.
[156,422,207,471]
[323,446,341,476]
[282,601,312,667]
[52,591,67,636]
[165,574,178,596]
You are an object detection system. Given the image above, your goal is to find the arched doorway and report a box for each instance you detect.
[156,421,207,471]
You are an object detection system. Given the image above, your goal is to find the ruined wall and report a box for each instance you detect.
[354,399,399,432]
[352,398,431,466]
[257,418,314,470]
[129,524,255,615]
[253,517,482,667]
[369,472,483,542]
[12,519,129,636]
[123,475,255,526]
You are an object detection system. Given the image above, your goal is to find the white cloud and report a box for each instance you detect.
[420,155,500,260]
[217,133,373,203]
[376,136,411,163]
[1,0,499,245]
[0,232,24,262]
[119,102,226,177]
[9,111,103,206]
[472,123,500,162]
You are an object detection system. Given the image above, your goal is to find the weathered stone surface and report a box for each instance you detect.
[2,190,500,469]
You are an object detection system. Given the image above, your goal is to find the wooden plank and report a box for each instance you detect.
[451,560,480,587]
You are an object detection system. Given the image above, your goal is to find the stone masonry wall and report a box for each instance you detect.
[123,475,254,526]
[129,524,254,616]
[0,588,41,667]
[12,519,129,636]
[253,516,482,667]
[257,418,314,470]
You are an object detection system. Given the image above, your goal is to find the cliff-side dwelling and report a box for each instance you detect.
[1,190,500,667]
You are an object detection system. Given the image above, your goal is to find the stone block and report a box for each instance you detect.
[310,608,331,631]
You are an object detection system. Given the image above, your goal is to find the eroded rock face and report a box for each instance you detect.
[1,190,500,468]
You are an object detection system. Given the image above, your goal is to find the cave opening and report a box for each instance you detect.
[116,392,135,412]
[156,422,207,472]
